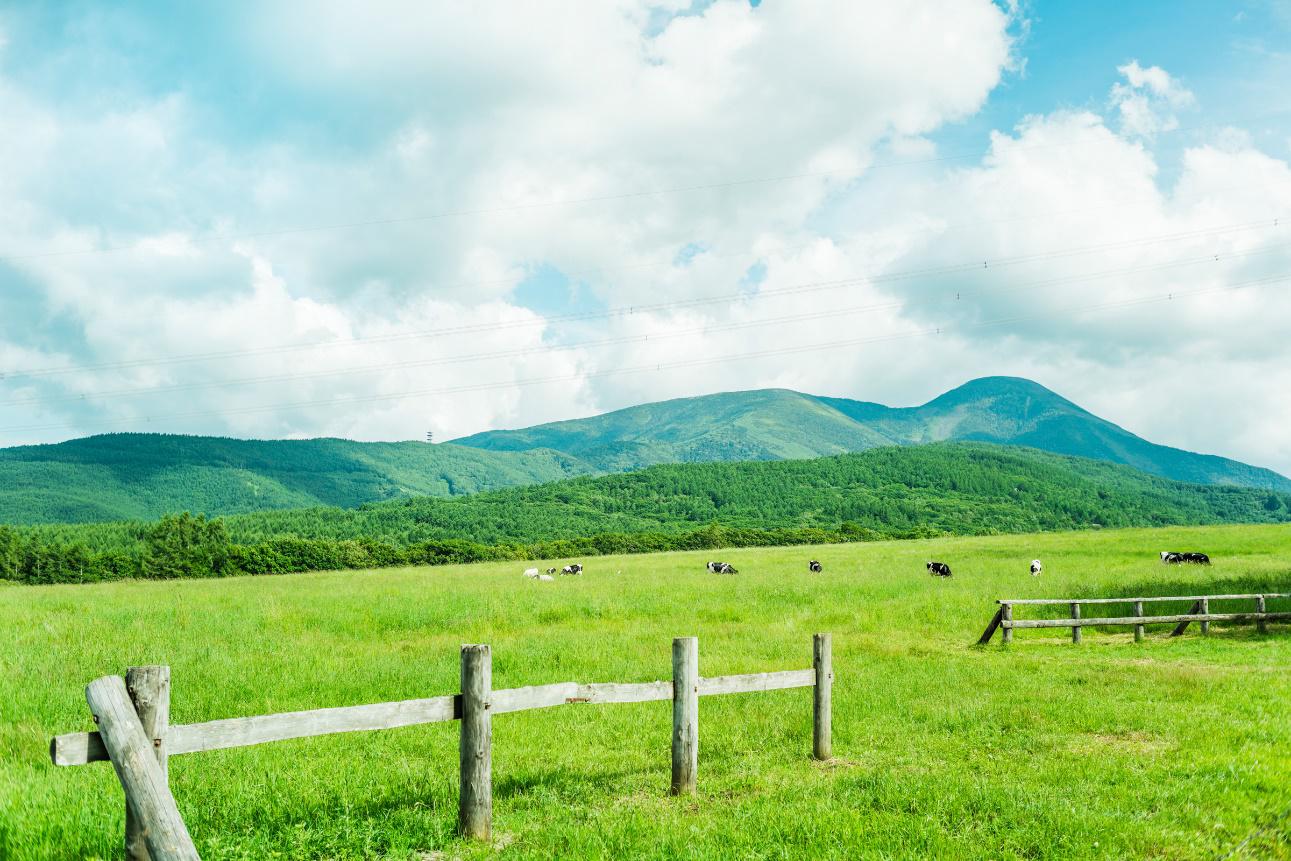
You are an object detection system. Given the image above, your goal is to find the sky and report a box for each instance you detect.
[1,1,1291,474]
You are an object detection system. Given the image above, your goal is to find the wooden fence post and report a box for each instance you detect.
[1200,598,1210,635]
[125,666,170,861]
[84,677,198,861]
[458,645,492,840]
[812,634,832,761]
[1257,595,1268,634]
[671,637,698,795]
[1070,602,1081,644]
[1002,603,1013,645]
[1133,601,1144,643]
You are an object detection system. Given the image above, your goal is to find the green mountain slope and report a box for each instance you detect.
[9,443,1290,585]
[0,434,594,524]
[457,377,1291,492]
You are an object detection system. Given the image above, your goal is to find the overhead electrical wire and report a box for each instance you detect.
[2,270,1283,436]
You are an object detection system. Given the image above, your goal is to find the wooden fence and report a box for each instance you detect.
[51,634,833,860]
[978,593,1291,644]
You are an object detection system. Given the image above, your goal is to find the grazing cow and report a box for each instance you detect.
[808,560,822,573]
[706,561,737,574]
[523,567,540,579]
[926,561,952,577]
[1160,551,1209,564]
[561,563,583,575]
[1030,559,1042,576]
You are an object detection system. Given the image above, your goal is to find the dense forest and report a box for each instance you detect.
[3,443,1288,584]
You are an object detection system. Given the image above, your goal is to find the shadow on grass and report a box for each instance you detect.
[494,766,644,801]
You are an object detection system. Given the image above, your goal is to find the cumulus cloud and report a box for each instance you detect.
[1109,60,1196,138]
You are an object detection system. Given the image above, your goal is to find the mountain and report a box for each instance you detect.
[10,443,1290,584]
[0,434,593,525]
[455,376,1291,492]
[3,377,1287,526]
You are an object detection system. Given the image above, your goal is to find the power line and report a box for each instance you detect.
[3,107,1286,266]
[3,215,1281,383]
[2,270,1283,436]
[4,240,1285,410]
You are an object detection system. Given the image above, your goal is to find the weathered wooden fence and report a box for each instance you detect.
[51,634,833,860]
[978,593,1291,644]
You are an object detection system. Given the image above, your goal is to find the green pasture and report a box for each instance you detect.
[2,523,1289,859]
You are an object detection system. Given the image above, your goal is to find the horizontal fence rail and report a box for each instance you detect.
[979,593,1289,644]
[52,634,833,857]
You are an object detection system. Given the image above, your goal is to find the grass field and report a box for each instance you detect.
[2,523,1290,860]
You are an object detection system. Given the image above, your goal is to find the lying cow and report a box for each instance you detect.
[706,561,738,574]
[523,567,540,579]
[1030,559,1042,576]
[561,563,583,575]
[808,560,822,573]
[1161,551,1210,565]
[926,561,952,577]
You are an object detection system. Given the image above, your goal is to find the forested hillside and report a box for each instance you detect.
[5,443,1288,584]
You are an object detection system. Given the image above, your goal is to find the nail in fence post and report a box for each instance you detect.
[1002,603,1013,645]
[458,644,492,840]
[84,676,198,861]
[1200,598,1210,635]
[1257,595,1268,634]
[1071,602,1081,644]
[125,666,170,861]
[812,633,832,760]
[1133,601,1144,643]
[671,636,698,795]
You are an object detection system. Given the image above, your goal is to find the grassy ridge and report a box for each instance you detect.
[2,523,1289,859]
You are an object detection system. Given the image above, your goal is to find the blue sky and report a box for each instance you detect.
[1,1,1290,474]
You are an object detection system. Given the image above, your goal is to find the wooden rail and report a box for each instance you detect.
[51,634,833,856]
[978,593,1289,644]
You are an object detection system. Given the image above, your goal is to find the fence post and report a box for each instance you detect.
[812,634,832,760]
[1133,601,1144,643]
[125,666,170,861]
[84,677,198,861]
[1002,603,1013,644]
[458,645,492,841]
[1070,602,1081,644]
[1200,598,1210,635]
[1257,595,1268,634]
[671,637,698,795]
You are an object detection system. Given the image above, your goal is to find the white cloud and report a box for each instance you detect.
[1109,60,1196,138]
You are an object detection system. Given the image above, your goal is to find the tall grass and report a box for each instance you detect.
[2,523,1289,859]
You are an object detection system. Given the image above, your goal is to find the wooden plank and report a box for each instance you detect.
[1011,611,1291,629]
[1003,593,1291,606]
[84,677,199,861]
[458,645,491,841]
[671,637,698,796]
[698,670,814,696]
[51,730,108,766]
[125,666,169,861]
[977,607,1005,645]
[813,634,832,761]
[492,680,671,713]
[1171,601,1204,637]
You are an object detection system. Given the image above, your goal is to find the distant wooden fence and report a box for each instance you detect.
[51,634,833,860]
[978,593,1291,644]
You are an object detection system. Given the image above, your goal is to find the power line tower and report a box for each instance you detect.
[425,431,434,444]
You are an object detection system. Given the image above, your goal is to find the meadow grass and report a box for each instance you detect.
[2,523,1289,859]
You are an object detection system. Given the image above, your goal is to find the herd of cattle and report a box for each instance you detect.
[522,550,1212,580]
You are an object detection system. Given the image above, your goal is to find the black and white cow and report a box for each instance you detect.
[808,560,823,573]
[1030,559,1042,576]
[706,561,738,574]
[561,563,583,575]
[926,561,952,577]
[1160,551,1210,565]
[546,567,558,575]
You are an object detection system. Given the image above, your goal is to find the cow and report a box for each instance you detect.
[537,573,555,582]
[1160,551,1210,565]
[808,560,822,573]
[561,563,583,575]
[546,567,558,575]
[706,561,737,574]
[926,561,952,577]
[523,567,540,579]
[1030,559,1042,576]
